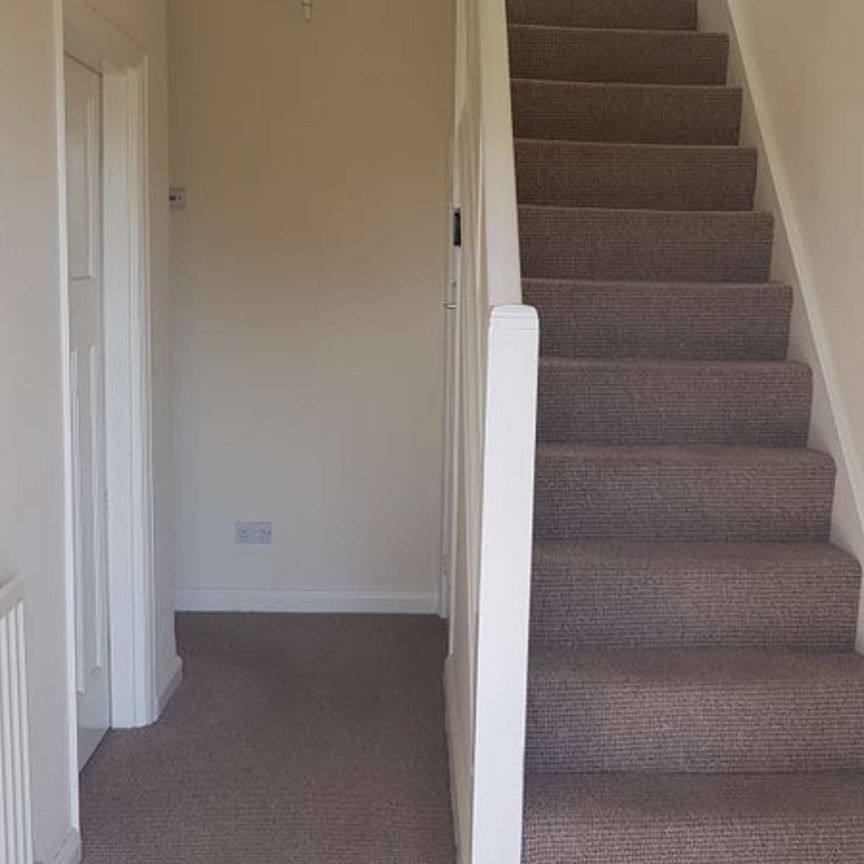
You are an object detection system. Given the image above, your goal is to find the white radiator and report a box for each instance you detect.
[0,578,33,864]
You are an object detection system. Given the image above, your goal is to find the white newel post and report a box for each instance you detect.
[471,305,539,864]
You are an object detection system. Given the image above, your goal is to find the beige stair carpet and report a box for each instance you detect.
[509,0,864,860]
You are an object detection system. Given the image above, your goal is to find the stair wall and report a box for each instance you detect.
[698,0,864,650]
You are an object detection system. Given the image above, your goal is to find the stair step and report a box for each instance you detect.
[511,81,742,144]
[533,444,834,542]
[523,771,864,863]
[537,359,811,446]
[526,649,864,773]
[509,26,729,85]
[531,541,862,650]
[507,0,697,31]
[519,207,774,283]
[515,141,756,210]
[524,280,792,361]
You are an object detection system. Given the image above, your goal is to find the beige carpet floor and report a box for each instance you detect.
[80,613,455,863]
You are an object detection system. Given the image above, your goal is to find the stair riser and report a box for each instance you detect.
[512,82,742,145]
[534,451,835,542]
[516,142,756,210]
[525,678,864,773]
[509,28,729,86]
[519,208,774,283]
[524,773,864,864]
[531,554,861,650]
[507,0,697,30]
[537,362,812,446]
[525,282,792,361]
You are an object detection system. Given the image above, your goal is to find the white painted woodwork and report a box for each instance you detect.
[0,578,34,864]
[470,307,538,864]
[64,0,173,742]
[0,0,172,857]
[443,2,538,863]
[64,54,110,771]
[173,588,438,614]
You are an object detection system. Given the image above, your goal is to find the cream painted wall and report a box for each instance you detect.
[726,3,864,458]
[0,3,73,856]
[698,0,864,645]
[168,0,454,610]
[0,0,174,858]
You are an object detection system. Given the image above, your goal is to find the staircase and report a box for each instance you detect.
[508,1,864,861]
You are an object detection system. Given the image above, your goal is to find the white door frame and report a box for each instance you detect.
[58,0,157,795]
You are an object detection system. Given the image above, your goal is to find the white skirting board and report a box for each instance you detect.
[38,829,80,864]
[157,654,183,713]
[174,588,440,615]
[444,657,472,864]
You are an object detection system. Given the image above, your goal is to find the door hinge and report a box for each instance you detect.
[452,208,462,248]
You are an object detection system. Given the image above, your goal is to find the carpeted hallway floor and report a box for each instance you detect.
[80,613,455,864]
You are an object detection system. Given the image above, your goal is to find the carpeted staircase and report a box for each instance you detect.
[508,1,864,860]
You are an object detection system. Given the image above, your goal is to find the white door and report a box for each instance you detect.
[65,54,111,769]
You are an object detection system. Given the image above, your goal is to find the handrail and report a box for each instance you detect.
[478,0,522,308]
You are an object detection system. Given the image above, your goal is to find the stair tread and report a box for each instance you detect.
[515,138,754,152]
[516,140,756,211]
[509,23,721,37]
[523,771,864,864]
[524,277,785,286]
[538,358,812,446]
[526,649,864,772]
[530,646,864,685]
[512,78,740,91]
[520,203,767,215]
[534,538,859,568]
[512,80,742,145]
[519,207,774,283]
[537,442,832,466]
[507,0,698,31]
[509,25,729,85]
[539,357,807,371]
[530,540,861,651]
[525,278,791,360]
[534,444,835,543]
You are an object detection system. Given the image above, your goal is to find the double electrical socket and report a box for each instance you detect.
[234,521,272,545]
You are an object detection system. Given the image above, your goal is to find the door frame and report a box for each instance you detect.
[57,0,158,802]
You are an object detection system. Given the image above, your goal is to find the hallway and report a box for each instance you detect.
[80,614,455,863]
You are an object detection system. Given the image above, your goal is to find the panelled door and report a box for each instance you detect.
[65,54,111,769]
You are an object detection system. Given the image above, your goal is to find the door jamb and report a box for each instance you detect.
[59,0,158,803]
